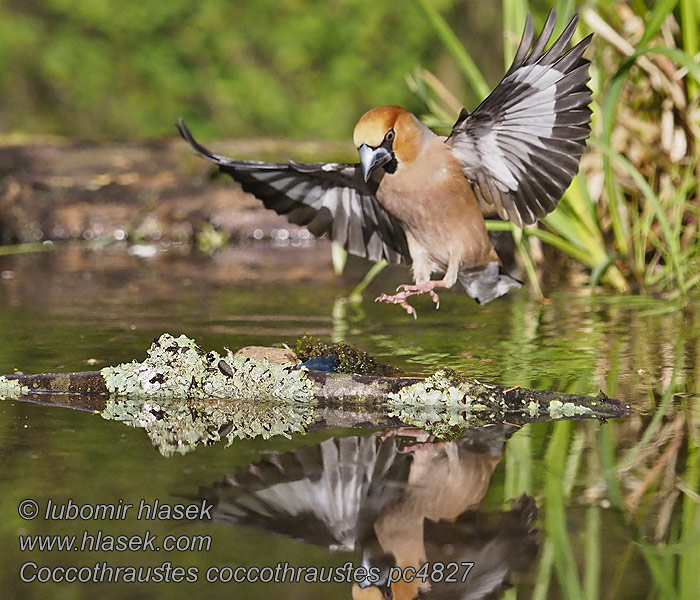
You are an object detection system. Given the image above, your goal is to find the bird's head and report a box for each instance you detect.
[353,106,423,182]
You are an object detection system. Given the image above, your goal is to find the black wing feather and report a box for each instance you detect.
[447,9,593,227]
[177,119,409,265]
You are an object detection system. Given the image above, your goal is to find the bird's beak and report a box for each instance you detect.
[358,144,392,182]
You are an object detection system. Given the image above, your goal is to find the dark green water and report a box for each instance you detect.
[1,244,698,599]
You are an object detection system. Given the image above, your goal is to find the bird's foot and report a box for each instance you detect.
[375,281,444,318]
[374,290,418,319]
[396,281,442,309]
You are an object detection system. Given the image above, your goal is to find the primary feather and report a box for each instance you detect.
[447,10,593,227]
[178,119,409,265]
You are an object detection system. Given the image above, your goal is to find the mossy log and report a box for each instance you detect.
[2,366,631,457]
[1,334,632,454]
[3,368,630,422]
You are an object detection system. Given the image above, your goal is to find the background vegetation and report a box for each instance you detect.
[0,0,698,297]
[411,0,699,298]
[0,0,500,140]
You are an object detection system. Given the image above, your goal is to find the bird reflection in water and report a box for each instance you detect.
[197,426,540,599]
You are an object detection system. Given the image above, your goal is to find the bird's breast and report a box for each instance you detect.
[375,145,495,267]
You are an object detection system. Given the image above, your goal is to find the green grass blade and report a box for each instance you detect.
[591,139,687,295]
[0,242,57,256]
[599,423,625,510]
[679,427,700,600]
[600,70,631,256]
[638,544,679,599]
[532,538,555,600]
[545,421,585,600]
[348,260,387,300]
[331,244,347,276]
[554,0,577,34]
[584,505,601,600]
[486,219,591,265]
[680,0,699,54]
[504,424,533,499]
[411,0,491,100]
[563,174,604,245]
[680,0,699,97]
[632,45,700,83]
[638,0,680,47]
[502,0,529,66]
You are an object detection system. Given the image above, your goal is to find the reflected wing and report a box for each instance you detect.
[447,10,592,227]
[197,435,409,550]
[178,119,409,264]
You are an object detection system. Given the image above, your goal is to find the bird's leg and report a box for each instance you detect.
[400,440,447,454]
[380,427,433,442]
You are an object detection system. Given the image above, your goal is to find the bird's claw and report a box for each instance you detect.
[375,292,417,319]
[391,283,442,308]
[377,281,446,317]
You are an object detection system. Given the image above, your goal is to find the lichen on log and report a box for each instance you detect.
[385,370,609,436]
[101,333,314,403]
[95,334,316,454]
[102,395,314,456]
[0,375,28,399]
[3,334,633,451]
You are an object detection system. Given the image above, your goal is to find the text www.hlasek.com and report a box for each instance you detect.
[19,530,211,553]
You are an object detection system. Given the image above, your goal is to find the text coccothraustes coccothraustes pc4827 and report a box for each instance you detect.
[179,10,592,318]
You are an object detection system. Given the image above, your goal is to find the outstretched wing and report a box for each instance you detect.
[447,10,593,227]
[178,119,409,265]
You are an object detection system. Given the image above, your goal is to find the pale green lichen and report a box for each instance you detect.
[102,396,314,456]
[548,400,593,419]
[99,333,316,452]
[387,370,602,436]
[0,375,28,399]
[100,333,314,402]
[386,370,498,436]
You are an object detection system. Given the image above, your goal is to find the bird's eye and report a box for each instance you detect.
[384,129,395,142]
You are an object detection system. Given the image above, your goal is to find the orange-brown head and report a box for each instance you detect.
[353,106,424,182]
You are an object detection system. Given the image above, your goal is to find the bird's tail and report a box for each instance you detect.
[458,262,522,304]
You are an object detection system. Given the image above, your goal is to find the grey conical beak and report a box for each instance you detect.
[358,144,392,182]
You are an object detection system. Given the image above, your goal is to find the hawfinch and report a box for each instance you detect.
[179,10,592,317]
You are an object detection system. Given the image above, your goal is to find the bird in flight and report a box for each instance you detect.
[179,10,592,318]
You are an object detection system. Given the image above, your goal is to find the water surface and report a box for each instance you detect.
[1,244,698,599]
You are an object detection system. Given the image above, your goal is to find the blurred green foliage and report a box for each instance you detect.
[412,0,700,297]
[0,0,475,140]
